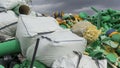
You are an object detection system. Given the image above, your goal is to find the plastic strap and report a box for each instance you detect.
[73,51,82,68]
[92,58,100,68]
[30,38,40,68]
[0,22,17,30]
[0,7,7,12]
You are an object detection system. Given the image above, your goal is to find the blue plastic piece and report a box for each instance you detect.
[106,29,115,36]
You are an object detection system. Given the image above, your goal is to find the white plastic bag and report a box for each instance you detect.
[0,10,18,38]
[52,54,107,68]
[16,15,63,55]
[16,15,87,67]
[0,0,26,10]
[17,15,62,37]
[26,30,87,67]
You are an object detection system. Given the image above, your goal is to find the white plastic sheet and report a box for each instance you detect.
[17,15,62,37]
[16,15,64,56]
[16,15,87,67]
[26,30,87,67]
[52,55,107,68]
[0,0,26,10]
[0,10,18,38]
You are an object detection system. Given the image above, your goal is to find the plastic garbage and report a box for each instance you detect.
[72,21,94,37]
[72,20,101,43]
[54,12,83,29]
[0,10,18,39]
[0,0,26,10]
[0,39,21,56]
[106,53,118,63]
[52,54,107,68]
[79,12,88,19]
[0,65,4,68]
[16,15,87,67]
[26,30,87,67]
[16,15,63,56]
[13,60,47,68]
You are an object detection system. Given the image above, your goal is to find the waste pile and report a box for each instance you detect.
[53,7,120,68]
[0,0,120,68]
[0,0,47,68]
[53,11,83,29]
[0,0,87,68]
[84,7,120,68]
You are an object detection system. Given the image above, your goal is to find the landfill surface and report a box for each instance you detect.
[0,0,120,68]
